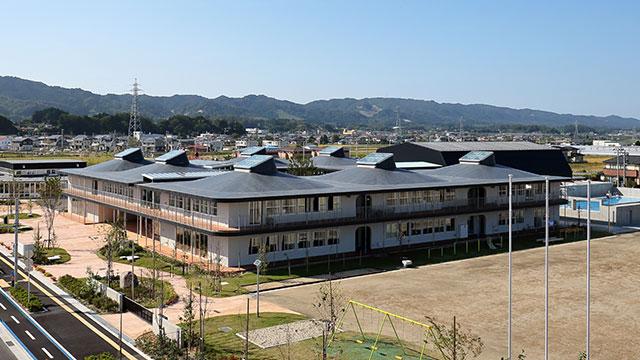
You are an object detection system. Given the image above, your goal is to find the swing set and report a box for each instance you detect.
[328,300,447,360]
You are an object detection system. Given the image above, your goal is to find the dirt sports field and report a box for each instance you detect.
[263,233,640,359]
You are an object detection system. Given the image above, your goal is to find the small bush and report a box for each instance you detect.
[44,272,52,277]
[84,352,117,360]
[58,275,118,312]
[9,286,43,312]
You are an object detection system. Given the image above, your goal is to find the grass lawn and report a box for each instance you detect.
[4,213,41,220]
[42,247,71,264]
[570,155,609,174]
[195,312,308,359]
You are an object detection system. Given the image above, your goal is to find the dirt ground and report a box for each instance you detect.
[263,233,640,359]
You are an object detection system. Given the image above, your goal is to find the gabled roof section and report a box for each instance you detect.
[234,155,277,175]
[459,151,496,166]
[319,146,345,157]
[241,147,267,156]
[357,152,396,170]
[115,148,144,162]
[155,150,189,166]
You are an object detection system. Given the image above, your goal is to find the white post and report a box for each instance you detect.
[587,180,591,359]
[508,174,512,360]
[253,259,262,318]
[13,198,19,287]
[545,177,549,360]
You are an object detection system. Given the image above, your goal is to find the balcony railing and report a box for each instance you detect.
[64,185,235,232]
[65,184,565,235]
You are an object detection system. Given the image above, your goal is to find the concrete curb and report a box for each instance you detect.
[0,318,37,360]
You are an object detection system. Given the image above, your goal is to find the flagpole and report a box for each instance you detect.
[545,177,549,360]
[508,174,513,360]
[587,180,591,359]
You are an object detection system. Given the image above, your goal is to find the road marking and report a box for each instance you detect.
[11,315,19,324]
[0,255,137,360]
[42,347,54,359]
[25,330,35,340]
[0,279,9,288]
[0,302,6,310]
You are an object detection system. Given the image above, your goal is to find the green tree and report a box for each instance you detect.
[287,155,318,176]
[331,134,340,143]
[424,315,484,360]
[320,134,329,144]
[91,222,126,295]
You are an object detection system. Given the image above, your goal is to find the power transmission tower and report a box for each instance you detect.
[574,120,579,141]
[395,107,401,142]
[128,79,142,138]
[459,116,464,141]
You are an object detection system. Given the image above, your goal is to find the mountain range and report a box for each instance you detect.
[0,76,638,129]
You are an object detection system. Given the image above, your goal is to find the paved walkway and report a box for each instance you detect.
[0,207,297,340]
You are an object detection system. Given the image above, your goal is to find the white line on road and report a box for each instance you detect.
[25,330,35,340]
[0,302,5,310]
[42,347,54,359]
[10,315,19,324]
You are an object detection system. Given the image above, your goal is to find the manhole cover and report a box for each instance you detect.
[6,341,14,346]
[218,327,233,332]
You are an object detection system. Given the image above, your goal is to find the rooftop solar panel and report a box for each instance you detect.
[115,148,140,159]
[156,150,184,161]
[357,152,393,164]
[319,146,343,155]
[460,151,493,162]
[235,155,272,169]
[241,147,266,156]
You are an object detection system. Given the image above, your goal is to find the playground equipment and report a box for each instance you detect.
[328,300,447,360]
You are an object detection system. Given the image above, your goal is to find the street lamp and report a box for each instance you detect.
[253,259,262,318]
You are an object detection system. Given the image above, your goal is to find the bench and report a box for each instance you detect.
[401,259,413,268]
[47,255,62,261]
[119,255,140,262]
[536,236,564,243]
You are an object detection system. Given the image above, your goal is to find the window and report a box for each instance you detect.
[318,197,328,212]
[434,219,445,233]
[398,192,410,206]
[297,198,306,213]
[385,223,398,239]
[446,217,455,232]
[498,212,508,226]
[535,183,544,195]
[423,219,433,234]
[499,185,507,197]
[514,209,525,224]
[534,208,545,228]
[210,201,218,216]
[327,229,339,245]
[424,190,438,203]
[386,193,398,207]
[266,235,279,252]
[282,199,296,214]
[313,231,326,247]
[177,196,184,209]
[249,237,262,255]
[282,234,296,250]
[249,201,262,225]
[513,184,525,197]
[297,232,309,248]
[411,221,422,235]
[411,191,422,204]
[332,196,341,211]
[265,200,280,216]
[445,189,455,201]
[193,199,200,213]
[400,222,409,237]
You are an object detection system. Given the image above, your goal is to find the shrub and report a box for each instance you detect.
[84,352,117,360]
[91,296,119,313]
[9,286,43,312]
[59,275,118,312]
[44,272,52,277]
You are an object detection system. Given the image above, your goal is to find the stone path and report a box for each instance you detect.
[237,319,325,348]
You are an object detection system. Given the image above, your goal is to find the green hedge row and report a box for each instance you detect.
[84,352,117,360]
[9,286,43,312]
[58,275,119,313]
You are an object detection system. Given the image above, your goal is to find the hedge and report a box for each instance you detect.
[58,275,118,313]
[9,286,43,312]
[84,352,117,360]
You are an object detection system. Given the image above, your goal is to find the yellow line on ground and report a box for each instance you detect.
[0,256,137,360]
[0,279,8,288]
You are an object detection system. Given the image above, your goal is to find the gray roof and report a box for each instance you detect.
[311,155,357,171]
[413,141,552,152]
[95,162,210,184]
[422,163,564,183]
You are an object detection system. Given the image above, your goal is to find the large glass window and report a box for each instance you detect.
[446,218,455,232]
[313,231,326,247]
[282,234,296,250]
[434,219,445,233]
[514,209,525,224]
[266,235,278,252]
[318,197,328,212]
[424,219,433,234]
[282,199,296,214]
[297,232,309,248]
[534,208,544,228]
[297,198,306,213]
[498,212,508,226]
[249,237,262,254]
[400,222,409,237]
[386,193,398,207]
[328,229,339,245]
[331,196,341,211]
[411,221,422,235]
[249,201,262,225]
[265,200,280,216]
[398,192,410,206]
[385,223,398,239]
[411,191,422,204]
[499,185,507,197]
[445,189,455,201]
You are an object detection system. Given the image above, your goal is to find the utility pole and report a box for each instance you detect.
[244,298,250,360]
[12,198,18,287]
[507,174,513,360]
[453,315,457,360]
[616,147,620,186]
[545,177,549,360]
[587,180,592,360]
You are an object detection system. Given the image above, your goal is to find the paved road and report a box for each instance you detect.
[0,251,146,359]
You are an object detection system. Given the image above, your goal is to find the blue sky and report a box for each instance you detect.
[2,1,639,118]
